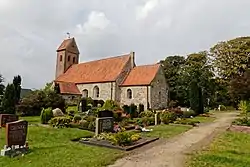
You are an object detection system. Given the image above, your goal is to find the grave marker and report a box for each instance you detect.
[0,114,19,127]
[1,120,29,157]
[95,117,114,135]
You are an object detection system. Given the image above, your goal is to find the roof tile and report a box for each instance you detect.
[55,54,131,84]
[58,82,81,95]
[121,64,160,86]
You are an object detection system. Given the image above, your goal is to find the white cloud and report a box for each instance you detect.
[76,11,111,34]
[1,0,250,89]
[136,0,159,20]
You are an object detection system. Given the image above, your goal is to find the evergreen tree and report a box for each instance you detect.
[13,75,22,105]
[2,84,16,114]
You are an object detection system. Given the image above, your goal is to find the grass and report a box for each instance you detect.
[20,116,40,124]
[0,116,194,167]
[0,126,123,167]
[187,116,216,123]
[142,124,192,139]
[187,131,250,167]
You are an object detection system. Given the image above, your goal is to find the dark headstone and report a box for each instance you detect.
[93,100,98,107]
[0,114,19,127]
[95,117,114,135]
[98,110,113,118]
[6,120,28,147]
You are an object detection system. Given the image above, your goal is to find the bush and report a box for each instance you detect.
[122,105,130,114]
[233,117,250,126]
[40,107,54,124]
[73,115,82,123]
[142,117,155,126]
[238,101,250,114]
[183,110,196,118]
[219,105,227,111]
[160,112,177,124]
[98,100,105,107]
[138,104,145,113]
[102,100,120,111]
[129,103,138,118]
[139,110,154,118]
[17,90,66,116]
[49,117,71,128]
[108,132,133,146]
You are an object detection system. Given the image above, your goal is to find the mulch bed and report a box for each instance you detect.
[228,125,250,134]
[73,137,159,151]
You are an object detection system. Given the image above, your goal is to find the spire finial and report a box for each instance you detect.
[66,32,71,38]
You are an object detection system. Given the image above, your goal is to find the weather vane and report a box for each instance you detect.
[66,32,71,38]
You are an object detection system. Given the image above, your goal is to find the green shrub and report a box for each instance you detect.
[79,120,89,128]
[160,112,177,124]
[139,110,154,118]
[102,100,120,111]
[49,117,71,128]
[108,132,132,146]
[129,103,138,118]
[40,107,54,124]
[183,110,196,118]
[142,117,155,126]
[98,100,105,107]
[73,115,82,123]
[122,105,130,114]
[220,105,227,111]
[233,117,250,126]
[238,101,250,114]
[138,104,145,113]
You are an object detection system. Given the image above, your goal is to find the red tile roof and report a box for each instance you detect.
[58,82,81,95]
[55,54,131,84]
[121,64,160,86]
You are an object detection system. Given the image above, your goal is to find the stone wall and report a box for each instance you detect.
[120,86,149,109]
[150,67,168,109]
[76,82,116,101]
[61,94,80,103]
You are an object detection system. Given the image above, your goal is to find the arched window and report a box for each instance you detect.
[73,57,76,63]
[82,89,88,98]
[93,86,100,98]
[60,55,62,61]
[159,91,161,101]
[127,89,132,99]
[68,55,70,61]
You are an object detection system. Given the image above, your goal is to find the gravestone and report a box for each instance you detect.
[0,114,19,127]
[98,110,113,118]
[95,117,114,136]
[1,120,29,157]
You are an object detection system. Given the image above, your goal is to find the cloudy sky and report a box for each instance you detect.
[0,0,250,89]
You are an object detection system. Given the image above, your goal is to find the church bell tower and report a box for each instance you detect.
[55,37,80,79]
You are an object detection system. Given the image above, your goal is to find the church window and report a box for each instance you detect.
[73,57,76,63]
[127,89,132,99]
[60,55,62,61]
[159,91,161,101]
[68,55,70,62]
[93,86,100,98]
[82,89,88,98]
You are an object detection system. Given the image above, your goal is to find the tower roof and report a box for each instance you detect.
[57,38,79,54]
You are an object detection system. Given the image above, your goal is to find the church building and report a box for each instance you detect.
[54,37,169,110]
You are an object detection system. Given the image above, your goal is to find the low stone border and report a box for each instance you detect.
[228,125,250,134]
[74,137,159,151]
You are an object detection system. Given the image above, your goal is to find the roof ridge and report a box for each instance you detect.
[77,53,130,65]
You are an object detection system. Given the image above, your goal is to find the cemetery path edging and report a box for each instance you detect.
[108,112,238,167]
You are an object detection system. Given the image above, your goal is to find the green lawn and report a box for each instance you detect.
[142,124,192,139]
[187,116,216,123]
[0,126,123,167]
[20,116,40,124]
[187,131,250,167]
[0,117,194,167]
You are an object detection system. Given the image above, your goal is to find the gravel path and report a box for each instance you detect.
[109,112,238,167]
